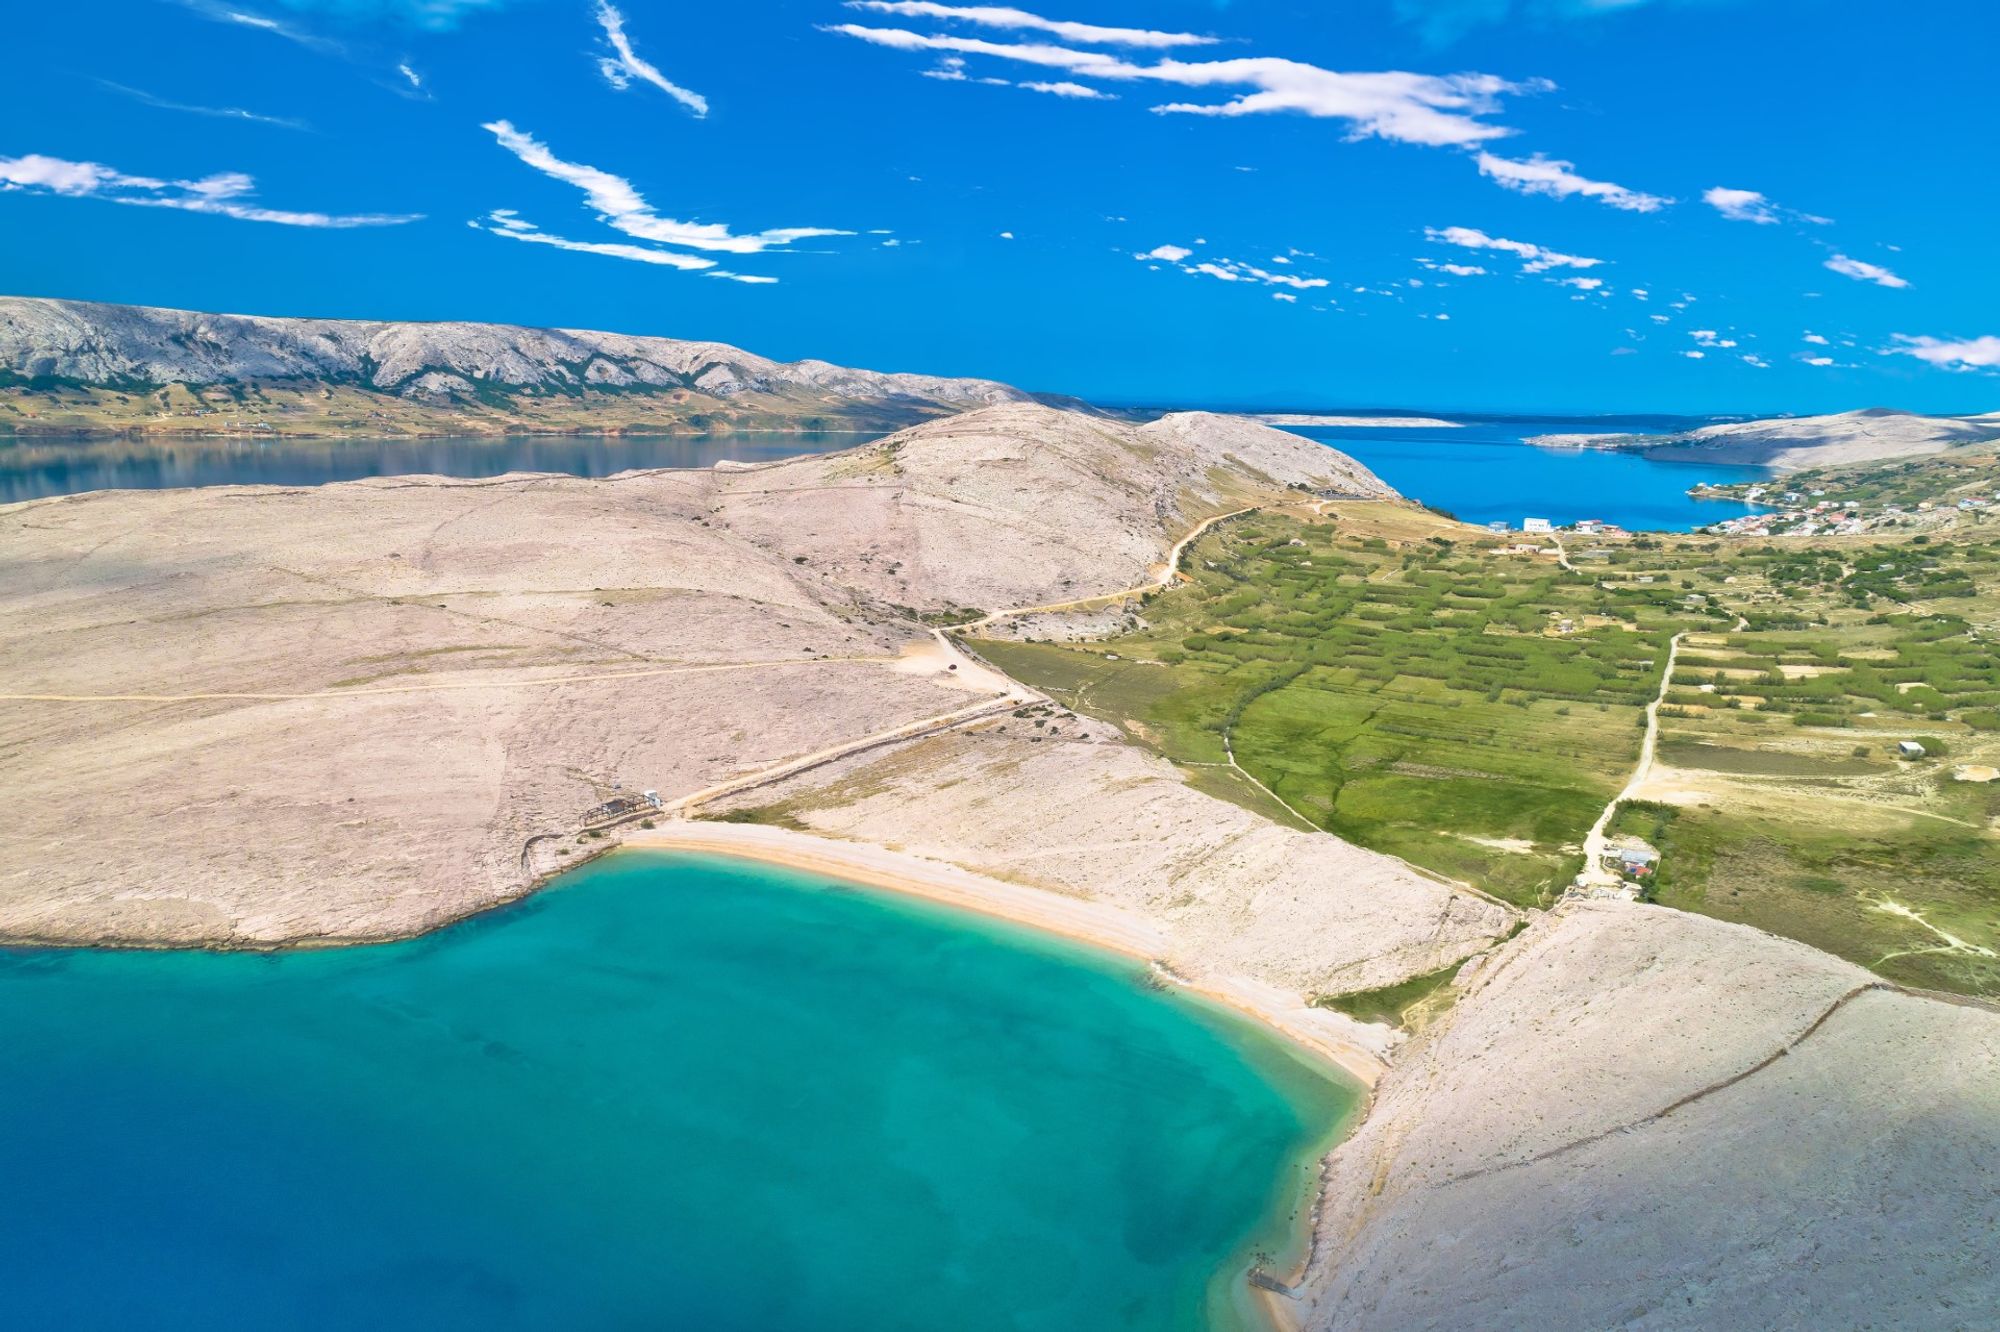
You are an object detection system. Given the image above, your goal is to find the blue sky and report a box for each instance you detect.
[2,0,1994,414]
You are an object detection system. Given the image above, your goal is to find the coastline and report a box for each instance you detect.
[622,821,1390,1088]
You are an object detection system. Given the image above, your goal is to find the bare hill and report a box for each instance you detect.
[1536,407,2000,471]
[0,296,1038,437]
[0,404,1391,946]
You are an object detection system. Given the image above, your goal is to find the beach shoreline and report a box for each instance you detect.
[622,821,1391,1089]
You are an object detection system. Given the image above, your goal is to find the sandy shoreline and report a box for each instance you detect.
[623,821,1390,1088]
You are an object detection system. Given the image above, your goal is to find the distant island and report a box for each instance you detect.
[1247,413,1461,428]
[0,296,1050,439]
[1527,406,2000,470]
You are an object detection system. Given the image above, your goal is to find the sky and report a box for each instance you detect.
[2,0,1995,415]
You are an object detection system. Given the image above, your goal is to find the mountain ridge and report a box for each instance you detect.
[0,296,1047,437]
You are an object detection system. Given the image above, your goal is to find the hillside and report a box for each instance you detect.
[0,403,1400,947]
[1533,407,2000,471]
[0,296,1036,438]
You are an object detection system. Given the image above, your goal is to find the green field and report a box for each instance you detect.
[974,501,2000,998]
[978,505,1715,907]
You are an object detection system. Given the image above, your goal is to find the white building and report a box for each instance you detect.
[1523,517,1553,533]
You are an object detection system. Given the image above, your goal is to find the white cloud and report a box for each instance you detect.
[1702,186,1830,226]
[1416,258,1487,276]
[1475,152,1669,212]
[1803,332,1829,345]
[828,23,1529,146]
[484,120,851,254]
[1424,225,1601,273]
[1703,186,1777,224]
[1689,329,1738,349]
[1649,314,1669,324]
[476,211,716,269]
[1273,291,1297,302]
[1020,80,1115,98]
[97,79,310,130]
[1803,356,1834,367]
[1825,253,1909,289]
[595,1,709,118]
[1136,243,1192,262]
[397,62,423,91]
[844,2,1215,47]
[1682,350,1705,359]
[1740,353,1769,368]
[0,150,417,227]
[1553,276,1603,290]
[1889,334,2000,371]
[998,230,1015,239]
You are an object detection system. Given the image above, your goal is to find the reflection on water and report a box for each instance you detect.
[0,432,874,503]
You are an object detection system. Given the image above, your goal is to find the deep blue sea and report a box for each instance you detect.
[0,852,1355,1331]
[1286,417,1769,532]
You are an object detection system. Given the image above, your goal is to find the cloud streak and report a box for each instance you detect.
[595,1,709,117]
[0,151,417,227]
[1825,252,1908,289]
[844,2,1215,48]
[484,120,851,254]
[1476,152,1669,212]
[1890,334,2000,371]
[1425,225,1602,273]
[1702,186,1829,226]
[97,80,310,131]
[828,22,1528,146]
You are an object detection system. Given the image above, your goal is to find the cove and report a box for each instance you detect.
[0,850,1359,1331]
[1288,417,1772,532]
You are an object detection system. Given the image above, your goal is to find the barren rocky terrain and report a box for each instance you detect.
[0,403,1392,947]
[1306,903,1999,1330]
[0,296,1041,436]
[1537,407,2000,471]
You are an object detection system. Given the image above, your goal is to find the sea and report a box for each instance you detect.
[0,415,1769,531]
[0,851,1356,1331]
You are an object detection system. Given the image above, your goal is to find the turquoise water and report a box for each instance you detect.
[0,851,1356,1330]
[1290,418,1771,531]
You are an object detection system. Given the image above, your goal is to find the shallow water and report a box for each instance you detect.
[0,851,1356,1330]
[0,431,870,503]
[1289,418,1771,531]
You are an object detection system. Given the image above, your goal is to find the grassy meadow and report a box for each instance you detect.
[973,500,2000,998]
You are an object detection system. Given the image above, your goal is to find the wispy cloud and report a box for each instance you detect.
[594,1,708,118]
[475,211,716,270]
[0,151,418,226]
[474,213,778,283]
[97,79,310,131]
[1889,334,2000,371]
[1702,185,1830,226]
[1476,152,1669,212]
[844,2,1216,48]
[484,120,851,253]
[1135,243,1331,292]
[172,0,347,53]
[1425,225,1601,273]
[1825,252,1908,289]
[827,22,1529,146]
[1021,80,1115,99]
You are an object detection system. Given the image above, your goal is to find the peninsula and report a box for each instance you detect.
[1,301,1993,1330]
